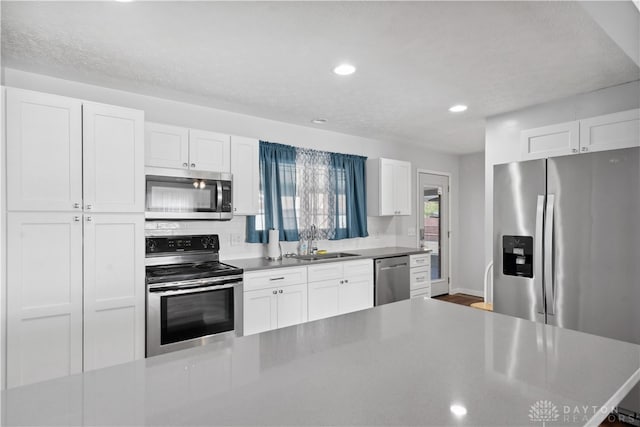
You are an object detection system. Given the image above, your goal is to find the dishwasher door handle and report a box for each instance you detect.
[380,263,408,271]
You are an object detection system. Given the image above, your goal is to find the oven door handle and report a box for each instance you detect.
[149,281,241,295]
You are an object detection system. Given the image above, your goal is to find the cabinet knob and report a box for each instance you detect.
[278,289,283,294]
[572,148,578,153]
[234,207,237,212]
[73,203,81,209]
[272,290,277,295]
[73,216,81,222]
[344,279,349,283]
[581,147,588,152]
[191,163,196,168]
[183,162,188,168]
[86,216,93,222]
[86,204,93,210]
[340,280,344,284]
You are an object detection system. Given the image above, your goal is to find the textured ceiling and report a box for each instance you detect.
[2,1,639,154]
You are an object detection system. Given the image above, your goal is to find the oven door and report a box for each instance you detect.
[146,279,243,357]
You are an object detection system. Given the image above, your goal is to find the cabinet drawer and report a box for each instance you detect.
[244,267,307,292]
[343,259,373,279]
[410,254,431,268]
[308,262,344,283]
[410,268,430,291]
[411,288,430,299]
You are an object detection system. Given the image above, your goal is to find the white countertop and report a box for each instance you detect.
[3,299,639,426]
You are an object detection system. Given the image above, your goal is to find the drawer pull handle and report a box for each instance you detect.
[269,277,285,281]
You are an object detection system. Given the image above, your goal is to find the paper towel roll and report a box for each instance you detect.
[267,229,282,260]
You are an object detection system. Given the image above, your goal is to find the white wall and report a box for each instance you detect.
[2,68,461,287]
[455,151,485,297]
[484,80,640,273]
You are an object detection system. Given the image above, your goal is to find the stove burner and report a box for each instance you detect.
[146,261,242,285]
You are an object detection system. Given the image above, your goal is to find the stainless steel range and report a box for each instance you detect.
[145,234,243,357]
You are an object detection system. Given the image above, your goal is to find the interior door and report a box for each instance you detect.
[492,160,546,323]
[417,172,449,296]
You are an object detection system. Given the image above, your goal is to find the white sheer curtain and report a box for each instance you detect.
[296,147,336,241]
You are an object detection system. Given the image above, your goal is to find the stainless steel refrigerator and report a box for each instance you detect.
[493,147,640,421]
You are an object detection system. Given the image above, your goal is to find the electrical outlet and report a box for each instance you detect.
[230,233,243,246]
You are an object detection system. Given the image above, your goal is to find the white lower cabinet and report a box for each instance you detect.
[83,214,145,371]
[6,212,145,387]
[243,267,308,336]
[308,259,373,322]
[7,213,84,388]
[409,254,431,298]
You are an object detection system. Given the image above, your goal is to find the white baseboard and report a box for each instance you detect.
[449,287,484,298]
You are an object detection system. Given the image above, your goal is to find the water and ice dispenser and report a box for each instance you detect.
[502,235,533,278]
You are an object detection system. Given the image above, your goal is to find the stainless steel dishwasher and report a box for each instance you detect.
[374,255,410,306]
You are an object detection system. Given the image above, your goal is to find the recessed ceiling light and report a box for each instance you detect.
[448,104,468,113]
[115,0,133,2]
[450,404,467,417]
[311,118,328,124]
[333,64,356,76]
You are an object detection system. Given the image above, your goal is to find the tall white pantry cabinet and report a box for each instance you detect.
[5,88,145,388]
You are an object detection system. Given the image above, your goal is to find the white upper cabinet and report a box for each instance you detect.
[579,109,640,153]
[83,213,145,371]
[188,129,231,173]
[145,125,231,173]
[6,88,83,212]
[521,121,580,161]
[145,122,189,170]
[521,109,640,160]
[83,103,144,213]
[230,136,260,215]
[367,158,412,216]
[7,212,84,388]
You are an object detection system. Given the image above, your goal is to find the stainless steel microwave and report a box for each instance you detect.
[145,168,233,220]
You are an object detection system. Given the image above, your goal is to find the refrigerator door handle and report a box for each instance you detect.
[544,194,556,316]
[534,195,546,315]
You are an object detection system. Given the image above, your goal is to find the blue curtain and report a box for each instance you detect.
[246,141,300,243]
[331,153,369,239]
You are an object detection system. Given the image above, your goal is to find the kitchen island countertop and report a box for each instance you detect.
[225,246,430,271]
[3,298,639,426]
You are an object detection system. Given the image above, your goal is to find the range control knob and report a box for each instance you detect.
[201,237,210,248]
[146,240,158,253]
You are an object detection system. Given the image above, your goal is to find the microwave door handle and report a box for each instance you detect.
[217,181,223,213]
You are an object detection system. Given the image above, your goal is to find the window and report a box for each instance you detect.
[246,141,368,243]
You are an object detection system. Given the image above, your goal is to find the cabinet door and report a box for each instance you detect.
[393,160,412,215]
[145,122,189,169]
[6,88,83,212]
[579,109,640,153]
[243,289,278,335]
[7,213,83,387]
[277,283,308,328]
[379,159,395,215]
[188,129,231,173]
[341,260,374,314]
[83,103,144,213]
[521,121,579,160]
[83,214,145,371]
[230,136,259,215]
[308,280,340,321]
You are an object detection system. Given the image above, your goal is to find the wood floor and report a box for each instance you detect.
[433,293,483,307]
[434,293,632,427]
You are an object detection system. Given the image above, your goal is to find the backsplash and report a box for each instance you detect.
[145,216,400,261]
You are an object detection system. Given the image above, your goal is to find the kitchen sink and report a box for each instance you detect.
[295,252,359,262]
